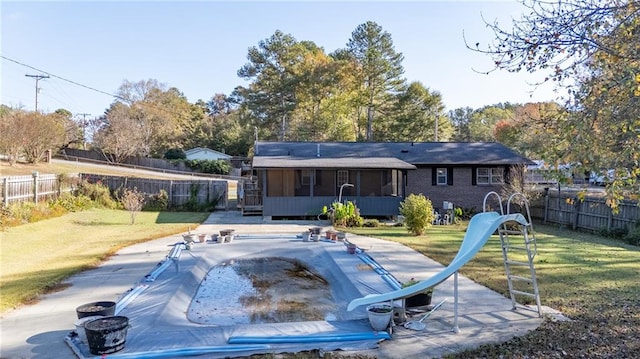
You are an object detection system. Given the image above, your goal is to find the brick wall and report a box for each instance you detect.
[406,167,506,211]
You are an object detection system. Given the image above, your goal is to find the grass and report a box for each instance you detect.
[348,223,640,358]
[0,209,209,313]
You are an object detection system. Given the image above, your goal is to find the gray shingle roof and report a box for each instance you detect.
[254,141,533,166]
[252,156,416,169]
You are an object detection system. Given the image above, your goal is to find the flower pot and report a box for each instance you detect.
[309,227,322,235]
[366,303,393,331]
[76,301,116,319]
[74,315,103,343]
[405,292,432,308]
[183,234,197,243]
[220,229,235,236]
[336,232,347,241]
[346,244,357,254]
[198,234,206,243]
[85,316,129,355]
[301,231,311,242]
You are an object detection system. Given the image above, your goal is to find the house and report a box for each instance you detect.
[184,147,231,161]
[247,141,534,219]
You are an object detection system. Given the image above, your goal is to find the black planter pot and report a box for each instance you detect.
[405,292,432,308]
[76,301,116,319]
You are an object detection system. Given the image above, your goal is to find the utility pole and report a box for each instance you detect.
[25,73,50,112]
[77,113,90,150]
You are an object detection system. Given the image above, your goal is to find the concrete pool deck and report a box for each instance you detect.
[0,211,546,359]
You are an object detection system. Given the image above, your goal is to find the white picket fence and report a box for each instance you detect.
[1,174,63,206]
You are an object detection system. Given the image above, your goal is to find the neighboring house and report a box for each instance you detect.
[184,147,231,161]
[248,141,534,219]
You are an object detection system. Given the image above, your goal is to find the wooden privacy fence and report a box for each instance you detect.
[1,174,64,206]
[530,191,639,232]
[80,174,228,210]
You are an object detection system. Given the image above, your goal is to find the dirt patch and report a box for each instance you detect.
[235,257,336,323]
[188,257,337,325]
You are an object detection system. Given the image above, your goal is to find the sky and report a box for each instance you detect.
[1,1,561,121]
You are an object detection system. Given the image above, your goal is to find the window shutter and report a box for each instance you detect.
[447,167,453,185]
[471,167,477,186]
[431,168,437,186]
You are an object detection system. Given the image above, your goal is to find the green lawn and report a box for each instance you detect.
[0,209,208,313]
[348,222,640,358]
[2,211,638,357]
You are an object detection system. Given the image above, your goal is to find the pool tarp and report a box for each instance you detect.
[66,236,395,358]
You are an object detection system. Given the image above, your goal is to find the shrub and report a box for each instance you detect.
[144,189,169,211]
[53,192,93,212]
[399,194,435,236]
[623,224,640,246]
[185,159,231,175]
[363,219,380,227]
[78,181,119,209]
[327,201,363,228]
[597,226,627,239]
[164,148,186,160]
[120,187,145,224]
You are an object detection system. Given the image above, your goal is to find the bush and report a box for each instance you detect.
[597,226,628,239]
[185,159,231,175]
[326,201,363,228]
[119,187,145,224]
[78,182,119,209]
[623,225,640,246]
[144,190,169,211]
[164,148,186,160]
[363,219,380,227]
[399,194,435,236]
[53,192,93,212]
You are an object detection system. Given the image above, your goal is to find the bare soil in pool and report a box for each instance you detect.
[188,257,337,325]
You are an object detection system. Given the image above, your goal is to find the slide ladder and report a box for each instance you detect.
[484,192,542,317]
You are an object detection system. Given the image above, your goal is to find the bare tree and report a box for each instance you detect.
[120,187,145,224]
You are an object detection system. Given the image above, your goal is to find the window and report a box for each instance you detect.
[337,170,349,186]
[491,168,504,183]
[477,167,504,185]
[436,168,448,185]
[300,170,312,186]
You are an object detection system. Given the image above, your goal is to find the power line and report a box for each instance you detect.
[2,55,193,118]
[77,113,91,150]
[3,55,124,102]
[25,73,49,111]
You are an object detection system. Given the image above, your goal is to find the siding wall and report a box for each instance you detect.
[407,167,506,211]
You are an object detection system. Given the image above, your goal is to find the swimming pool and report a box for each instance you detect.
[66,232,396,358]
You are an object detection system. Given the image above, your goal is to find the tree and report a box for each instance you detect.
[385,81,452,141]
[94,79,204,160]
[0,109,65,164]
[449,107,475,141]
[470,0,640,207]
[346,21,406,141]
[22,111,66,163]
[469,0,640,83]
[52,109,81,150]
[93,102,145,163]
[120,187,145,225]
[0,108,27,165]
[468,105,515,142]
[236,31,301,140]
